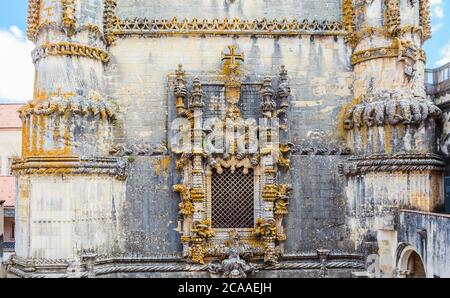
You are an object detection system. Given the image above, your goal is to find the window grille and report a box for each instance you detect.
[211,168,254,229]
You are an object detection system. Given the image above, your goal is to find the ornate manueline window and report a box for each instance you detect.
[171,45,292,266]
[211,168,254,229]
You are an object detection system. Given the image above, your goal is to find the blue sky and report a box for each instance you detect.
[0,1,449,102]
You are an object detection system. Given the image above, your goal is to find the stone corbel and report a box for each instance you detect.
[207,230,259,278]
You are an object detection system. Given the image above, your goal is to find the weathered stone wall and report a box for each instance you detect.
[107,34,354,257]
[115,0,342,21]
[398,210,450,278]
[285,156,352,253]
[107,36,352,146]
[15,175,124,260]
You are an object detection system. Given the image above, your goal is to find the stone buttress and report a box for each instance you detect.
[341,0,444,277]
[9,0,125,277]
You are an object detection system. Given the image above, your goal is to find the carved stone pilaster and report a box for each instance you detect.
[419,0,432,41]
[174,64,188,116]
[261,77,276,118]
[62,0,77,34]
[27,0,41,41]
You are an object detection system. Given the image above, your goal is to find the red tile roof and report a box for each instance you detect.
[0,104,22,128]
[0,176,16,207]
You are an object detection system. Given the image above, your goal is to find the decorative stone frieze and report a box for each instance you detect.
[12,156,128,180]
[112,17,344,38]
[32,42,110,63]
[351,39,426,66]
[343,91,441,130]
[102,0,344,45]
[18,94,115,119]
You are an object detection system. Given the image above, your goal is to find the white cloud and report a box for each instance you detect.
[432,22,444,33]
[430,0,445,19]
[0,26,34,102]
[436,40,450,66]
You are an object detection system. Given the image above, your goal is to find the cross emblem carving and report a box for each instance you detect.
[42,6,54,17]
[222,45,244,69]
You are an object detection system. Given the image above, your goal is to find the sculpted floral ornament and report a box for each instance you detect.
[254,218,277,239]
[274,184,292,215]
[173,185,195,216]
[190,220,215,264]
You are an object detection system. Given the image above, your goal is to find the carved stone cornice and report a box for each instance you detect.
[112,17,344,37]
[32,42,110,63]
[7,254,364,278]
[31,21,105,43]
[12,156,128,180]
[27,0,41,41]
[339,153,445,176]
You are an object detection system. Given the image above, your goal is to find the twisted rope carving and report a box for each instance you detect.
[93,264,209,275]
[341,154,445,176]
[8,260,364,277]
[32,42,110,63]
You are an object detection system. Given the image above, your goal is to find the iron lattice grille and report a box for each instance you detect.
[211,168,254,229]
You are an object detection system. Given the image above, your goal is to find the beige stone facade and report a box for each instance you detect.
[5,0,450,278]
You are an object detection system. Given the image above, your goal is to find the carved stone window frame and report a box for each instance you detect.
[171,46,292,265]
[205,164,262,242]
